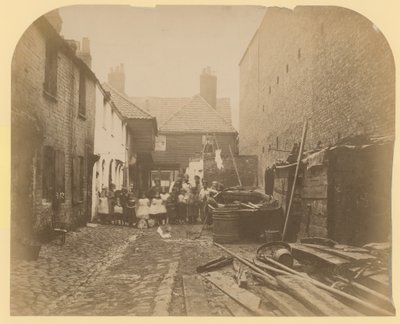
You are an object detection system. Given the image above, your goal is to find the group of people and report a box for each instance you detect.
[136,174,223,228]
[96,184,137,226]
[96,174,223,229]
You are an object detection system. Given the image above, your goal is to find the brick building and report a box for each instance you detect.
[109,67,238,190]
[239,6,395,187]
[238,6,395,244]
[11,11,99,242]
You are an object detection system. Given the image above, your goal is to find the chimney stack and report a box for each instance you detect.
[65,39,79,54]
[108,64,125,93]
[44,9,63,34]
[200,66,217,109]
[77,37,92,68]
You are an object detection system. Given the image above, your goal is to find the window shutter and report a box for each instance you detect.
[42,146,55,200]
[72,155,84,203]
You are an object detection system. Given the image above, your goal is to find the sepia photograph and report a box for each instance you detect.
[8,1,397,317]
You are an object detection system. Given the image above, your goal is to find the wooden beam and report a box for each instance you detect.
[264,256,393,316]
[282,119,308,241]
[276,275,361,316]
[201,271,274,316]
[182,275,211,316]
[257,285,314,316]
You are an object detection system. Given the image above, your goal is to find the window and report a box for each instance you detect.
[277,76,279,84]
[78,69,86,117]
[202,135,215,153]
[72,155,84,203]
[42,146,65,203]
[286,64,289,73]
[298,48,301,59]
[150,170,176,191]
[44,40,58,97]
[155,135,166,151]
[269,86,271,95]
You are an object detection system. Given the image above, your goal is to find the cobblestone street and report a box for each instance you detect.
[10,224,259,316]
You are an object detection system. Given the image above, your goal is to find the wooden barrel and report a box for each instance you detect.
[265,230,282,243]
[212,208,240,243]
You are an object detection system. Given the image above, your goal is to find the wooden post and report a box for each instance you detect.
[282,119,308,241]
[229,145,242,187]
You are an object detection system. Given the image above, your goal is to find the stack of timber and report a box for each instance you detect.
[203,242,395,316]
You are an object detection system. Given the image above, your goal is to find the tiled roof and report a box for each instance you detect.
[215,97,232,126]
[102,83,154,120]
[130,96,232,127]
[129,97,191,125]
[160,95,237,133]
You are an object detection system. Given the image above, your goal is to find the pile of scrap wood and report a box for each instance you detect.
[196,240,394,316]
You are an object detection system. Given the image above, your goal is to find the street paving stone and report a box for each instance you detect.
[10,223,260,316]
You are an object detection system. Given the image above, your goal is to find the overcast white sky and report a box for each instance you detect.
[59,5,266,129]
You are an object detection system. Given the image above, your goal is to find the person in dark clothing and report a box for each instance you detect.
[126,192,136,226]
[148,178,162,200]
[264,167,275,195]
[287,143,299,164]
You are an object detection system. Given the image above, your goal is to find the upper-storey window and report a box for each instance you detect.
[155,135,166,151]
[44,40,58,97]
[78,69,86,117]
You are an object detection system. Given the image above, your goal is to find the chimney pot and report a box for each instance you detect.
[108,64,126,94]
[200,67,217,109]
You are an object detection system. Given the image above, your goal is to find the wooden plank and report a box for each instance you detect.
[291,243,350,267]
[304,244,376,262]
[276,275,361,316]
[201,271,274,316]
[182,275,211,316]
[257,286,314,316]
[222,295,254,316]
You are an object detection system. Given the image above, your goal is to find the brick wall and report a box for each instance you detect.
[239,6,395,188]
[11,19,96,239]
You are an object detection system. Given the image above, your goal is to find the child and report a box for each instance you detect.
[113,193,124,225]
[187,187,199,224]
[177,189,187,224]
[126,192,136,227]
[136,192,150,229]
[149,192,165,226]
[97,189,109,224]
[160,189,170,225]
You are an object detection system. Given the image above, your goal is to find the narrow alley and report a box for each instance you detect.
[8,4,396,318]
[10,224,261,316]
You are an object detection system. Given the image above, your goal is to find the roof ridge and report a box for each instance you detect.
[160,94,236,132]
[103,83,154,119]
[195,94,236,130]
[159,95,196,127]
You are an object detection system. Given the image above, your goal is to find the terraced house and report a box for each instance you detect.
[11,10,98,244]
